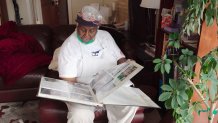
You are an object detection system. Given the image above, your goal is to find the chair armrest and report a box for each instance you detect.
[119,39,138,60]
[45,70,59,79]
[160,110,175,123]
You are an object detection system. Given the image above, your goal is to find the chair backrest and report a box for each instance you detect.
[18,24,53,55]
[18,24,127,56]
[52,25,76,53]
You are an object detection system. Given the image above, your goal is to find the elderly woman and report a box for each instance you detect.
[58,5,138,123]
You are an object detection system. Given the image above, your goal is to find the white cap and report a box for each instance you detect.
[76,5,103,26]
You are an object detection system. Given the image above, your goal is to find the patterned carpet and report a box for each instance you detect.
[0,100,162,123]
[0,100,39,123]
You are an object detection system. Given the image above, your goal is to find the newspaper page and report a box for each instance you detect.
[37,60,143,106]
[102,87,160,108]
[37,77,101,106]
[91,60,144,101]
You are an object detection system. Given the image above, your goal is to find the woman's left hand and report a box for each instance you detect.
[117,58,127,64]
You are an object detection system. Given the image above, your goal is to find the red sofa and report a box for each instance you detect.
[0,24,53,103]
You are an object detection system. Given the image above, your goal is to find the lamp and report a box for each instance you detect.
[140,0,161,45]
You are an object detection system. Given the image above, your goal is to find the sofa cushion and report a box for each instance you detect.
[0,66,45,102]
[48,47,60,71]
[0,66,48,90]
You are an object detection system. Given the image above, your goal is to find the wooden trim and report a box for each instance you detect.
[0,0,8,24]
[194,19,218,82]
[192,19,218,123]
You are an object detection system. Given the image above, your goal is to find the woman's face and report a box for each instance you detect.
[77,25,98,42]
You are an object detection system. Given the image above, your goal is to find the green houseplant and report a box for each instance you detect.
[154,0,218,123]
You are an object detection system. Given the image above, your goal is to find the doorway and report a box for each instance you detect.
[0,0,8,25]
[41,0,69,28]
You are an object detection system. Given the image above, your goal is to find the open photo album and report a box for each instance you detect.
[37,60,160,108]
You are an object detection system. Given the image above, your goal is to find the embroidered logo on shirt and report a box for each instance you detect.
[91,50,100,56]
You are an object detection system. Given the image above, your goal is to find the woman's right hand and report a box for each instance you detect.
[61,77,77,84]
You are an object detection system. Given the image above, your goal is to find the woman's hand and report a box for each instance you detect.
[117,57,127,64]
[60,77,77,84]
[117,58,136,65]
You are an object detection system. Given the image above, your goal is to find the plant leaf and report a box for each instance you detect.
[193,102,203,112]
[177,95,184,106]
[169,79,177,89]
[154,63,161,72]
[153,59,162,63]
[165,59,172,64]
[179,55,184,60]
[171,96,178,108]
[205,11,214,26]
[165,63,171,74]
[168,41,174,46]
[209,83,217,101]
[180,91,189,100]
[186,88,193,99]
[174,41,180,49]
[161,84,173,91]
[159,92,172,101]
[165,98,172,109]
[181,49,188,54]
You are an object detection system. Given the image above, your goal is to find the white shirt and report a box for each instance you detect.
[58,29,125,80]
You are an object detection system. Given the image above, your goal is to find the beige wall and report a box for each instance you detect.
[70,0,100,24]
[6,0,34,24]
[116,0,128,23]
[6,0,42,25]
[5,0,128,25]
